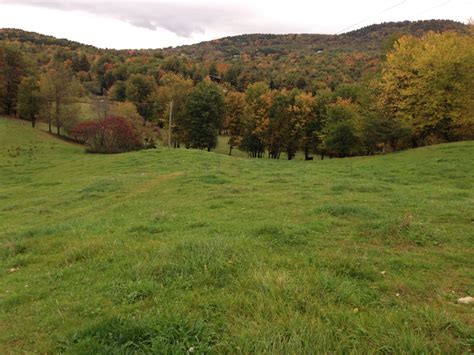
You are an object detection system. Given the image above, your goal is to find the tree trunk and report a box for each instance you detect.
[287,149,294,160]
[31,115,36,128]
[48,107,52,133]
[55,99,60,136]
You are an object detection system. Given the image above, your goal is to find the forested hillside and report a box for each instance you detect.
[167,20,468,57]
[0,20,472,158]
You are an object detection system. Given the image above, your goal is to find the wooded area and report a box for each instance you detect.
[1,20,472,156]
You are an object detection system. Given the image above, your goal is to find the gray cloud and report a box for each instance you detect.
[0,0,267,37]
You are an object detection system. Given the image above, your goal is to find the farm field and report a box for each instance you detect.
[0,117,473,353]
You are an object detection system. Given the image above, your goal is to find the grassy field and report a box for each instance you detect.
[0,117,473,353]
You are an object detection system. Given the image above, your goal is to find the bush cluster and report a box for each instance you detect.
[70,116,152,153]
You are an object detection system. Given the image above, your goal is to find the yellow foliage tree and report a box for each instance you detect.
[224,91,246,155]
[377,31,474,145]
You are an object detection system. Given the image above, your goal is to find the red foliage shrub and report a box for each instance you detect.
[69,120,99,144]
[70,116,143,153]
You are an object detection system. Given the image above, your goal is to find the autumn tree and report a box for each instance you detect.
[17,77,42,127]
[185,81,225,151]
[223,64,243,90]
[208,62,219,77]
[125,74,157,123]
[283,90,310,160]
[155,73,193,147]
[109,80,127,102]
[39,62,79,135]
[70,116,142,153]
[93,54,115,95]
[377,31,474,145]
[38,72,55,133]
[72,53,91,73]
[240,82,271,158]
[267,90,288,159]
[224,91,246,155]
[293,92,320,160]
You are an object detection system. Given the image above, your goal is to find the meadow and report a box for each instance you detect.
[0,117,473,353]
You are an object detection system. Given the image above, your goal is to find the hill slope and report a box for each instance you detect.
[1,20,468,93]
[0,117,473,353]
[0,28,97,50]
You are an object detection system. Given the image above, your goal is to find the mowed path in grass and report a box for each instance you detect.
[0,117,473,353]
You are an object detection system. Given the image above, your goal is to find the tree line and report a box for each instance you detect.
[0,28,472,156]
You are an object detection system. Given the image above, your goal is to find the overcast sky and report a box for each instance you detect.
[0,0,472,49]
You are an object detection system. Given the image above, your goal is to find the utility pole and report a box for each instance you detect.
[168,100,173,148]
[98,97,108,120]
[103,98,108,119]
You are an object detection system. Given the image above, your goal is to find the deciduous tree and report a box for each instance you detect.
[240,82,272,158]
[377,31,474,145]
[156,73,193,146]
[17,77,42,127]
[322,98,360,157]
[125,74,157,123]
[224,91,246,155]
[39,62,79,135]
[185,81,225,151]
[0,44,26,115]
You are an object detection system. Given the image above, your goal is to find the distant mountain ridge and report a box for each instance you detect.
[0,19,467,54]
[163,20,467,59]
[0,28,97,50]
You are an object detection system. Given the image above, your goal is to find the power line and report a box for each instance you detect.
[336,0,457,35]
[412,0,453,18]
[336,0,409,34]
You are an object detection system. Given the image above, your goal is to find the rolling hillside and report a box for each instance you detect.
[1,20,468,93]
[1,117,473,353]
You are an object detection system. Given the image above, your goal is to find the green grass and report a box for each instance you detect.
[0,117,473,353]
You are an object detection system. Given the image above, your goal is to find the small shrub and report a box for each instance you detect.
[68,120,97,144]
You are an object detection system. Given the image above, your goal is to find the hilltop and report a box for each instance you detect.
[1,19,466,54]
[0,28,97,50]
[165,20,467,59]
[0,117,473,352]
